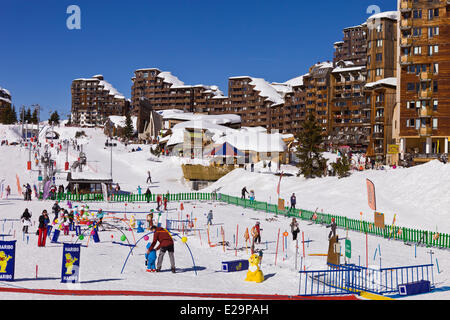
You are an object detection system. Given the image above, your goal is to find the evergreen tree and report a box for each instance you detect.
[31,108,39,124]
[9,105,17,124]
[49,111,60,125]
[1,105,17,124]
[295,113,327,179]
[25,108,32,123]
[331,154,351,179]
[122,111,134,141]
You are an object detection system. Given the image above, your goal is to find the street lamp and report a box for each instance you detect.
[105,139,117,179]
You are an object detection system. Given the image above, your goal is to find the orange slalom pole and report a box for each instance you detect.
[222,227,225,252]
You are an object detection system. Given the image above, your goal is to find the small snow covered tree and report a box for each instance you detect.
[295,113,327,179]
[331,154,351,179]
[122,111,134,141]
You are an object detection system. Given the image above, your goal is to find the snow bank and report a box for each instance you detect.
[206,160,450,231]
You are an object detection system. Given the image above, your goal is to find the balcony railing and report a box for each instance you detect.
[373,132,384,139]
[419,126,432,137]
[419,90,432,99]
[400,55,413,65]
[419,72,433,81]
[400,19,412,30]
[400,37,413,47]
[418,107,433,118]
[400,1,412,12]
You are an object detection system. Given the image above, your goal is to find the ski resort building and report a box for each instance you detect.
[131,68,227,116]
[333,24,368,67]
[302,62,334,135]
[71,75,129,127]
[363,11,399,163]
[0,86,12,121]
[329,61,368,152]
[398,0,450,163]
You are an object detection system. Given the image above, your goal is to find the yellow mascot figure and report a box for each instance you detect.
[245,253,264,283]
[0,251,12,273]
[65,253,78,275]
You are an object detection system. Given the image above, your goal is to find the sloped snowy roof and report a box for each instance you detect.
[157,110,241,125]
[215,130,287,153]
[0,97,12,104]
[73,76,126,100]
[167,120,237,146]
[332,65,366,73]
[367,11,399,22]
[98,79,125,100]
[69,172,113,181]
[0,87,11,97]
[365,77,397,89]
[107,116,138,132]
[283,75,306,87]
[157,72,186,88]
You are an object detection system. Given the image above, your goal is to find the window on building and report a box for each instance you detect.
[428,45,439,56]
[433,100,438,111]
[432,118,438,129]
[413,28,422,37]
[433,63,439,74]
[413,10,422,19]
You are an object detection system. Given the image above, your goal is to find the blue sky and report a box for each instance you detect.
[0,0,397,118]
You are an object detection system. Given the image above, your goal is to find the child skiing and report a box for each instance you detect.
[21,209,32,234]
[207,210,213,226]
[290,217,300,241]
[145,243,157,272]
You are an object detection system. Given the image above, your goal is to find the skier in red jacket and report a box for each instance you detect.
[147,225,176,273]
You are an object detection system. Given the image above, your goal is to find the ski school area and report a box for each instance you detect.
[0,191,448,301]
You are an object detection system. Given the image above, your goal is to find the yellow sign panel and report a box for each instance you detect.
[387,145,400,154]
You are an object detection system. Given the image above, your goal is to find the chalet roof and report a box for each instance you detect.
[67,172,113,183]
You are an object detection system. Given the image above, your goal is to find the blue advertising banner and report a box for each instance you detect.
[0,241,16,281]
[61,243,81,283]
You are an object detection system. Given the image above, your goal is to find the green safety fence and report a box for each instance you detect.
[39,191,449,249]
[217,193,450,250]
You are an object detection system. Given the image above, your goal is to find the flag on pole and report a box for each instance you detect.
[277,172,284,197]
[366,179,376,211]
[16,174,22,196]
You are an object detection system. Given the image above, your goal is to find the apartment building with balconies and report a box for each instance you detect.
[0,86,12,124]
[131,68,227,134]
[0,86,12,109]
[363,11,399,163]
[333,24,368,67]
[71,75,128,127]
[329,61,368,152]
[398,0,450,163]
[302,62,334,135]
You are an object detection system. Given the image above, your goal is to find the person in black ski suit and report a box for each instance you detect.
[21,209,32,234]
[327,218,337,240]
[52,202,60,223]
[145,188,152,203]
[241,187,249,199]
